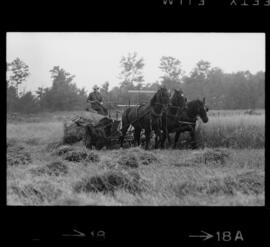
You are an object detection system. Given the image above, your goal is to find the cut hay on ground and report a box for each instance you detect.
[30,161,69,177]
[9,181,63,205]
[73,170,148,195]
[53,145,100,163]
[7,145,32,166]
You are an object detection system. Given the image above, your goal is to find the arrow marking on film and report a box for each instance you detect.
[62,229,86,237]
[189,230,213,241]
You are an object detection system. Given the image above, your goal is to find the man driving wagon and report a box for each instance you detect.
[86,85,108,116]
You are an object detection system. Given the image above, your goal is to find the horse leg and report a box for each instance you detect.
[174,131,181,149]
[144,129,151,150]
[120,124,129,148]
[167,133,172,146]
[190,128,197,149]
[134,128,141,146]
[154,128,162,149]
[160,130,166,149]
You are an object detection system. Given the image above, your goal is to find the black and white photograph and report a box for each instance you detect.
[6,32,265,206]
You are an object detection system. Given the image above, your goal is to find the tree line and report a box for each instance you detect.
[7,53,264,113]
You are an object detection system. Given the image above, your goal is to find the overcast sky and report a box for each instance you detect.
[6,32,265,94]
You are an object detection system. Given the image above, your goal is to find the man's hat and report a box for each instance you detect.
[93,85,99,90]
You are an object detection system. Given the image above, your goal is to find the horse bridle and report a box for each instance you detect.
[150,88,170,117]
[177,101,208,126]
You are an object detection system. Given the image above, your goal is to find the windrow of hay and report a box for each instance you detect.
[64,150,99,162]
[73,170,149,195]
[117,153,139,168]
[172,171,264,198]
[52,145,74,155]
[53,145,100,163]
[98,148,161,170]
[46,141,63,152]
[9,181,63,205]
[30,161,69,177]
[173,148,231,167]
[116,148,160,168]
[190,148,231,165]
[7,145,32,166]
[7,138,17,147]
[235,171,264,194]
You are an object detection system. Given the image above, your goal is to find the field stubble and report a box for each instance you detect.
[6,111,265,206]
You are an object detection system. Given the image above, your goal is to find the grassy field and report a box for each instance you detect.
[6,110,265,206]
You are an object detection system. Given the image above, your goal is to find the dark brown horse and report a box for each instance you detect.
[160,89,187,148]
[120,87,170,150]
[162,98,209,149]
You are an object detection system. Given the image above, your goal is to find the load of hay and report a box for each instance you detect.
[63,111,105,144]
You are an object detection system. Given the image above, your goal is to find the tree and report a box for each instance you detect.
[17,92,39,113]
[159,56,183,91]
[119,52,145,89]
[7,58,30,96]
[50,66,75,89]
[7,85,18,112]
[159,56,182,81]
[35,66,86,111]
[35,87,45,100]
[190,60,211,80]
[100,81,109,96]
[100,81,110,106]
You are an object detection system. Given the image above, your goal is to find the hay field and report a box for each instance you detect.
[6,110,265,206]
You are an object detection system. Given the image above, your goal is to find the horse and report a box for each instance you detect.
[160,89,187,148]
[162,98,209,149]
[120,87,170,150]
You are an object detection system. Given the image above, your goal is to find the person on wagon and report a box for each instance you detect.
[87,85,107,115]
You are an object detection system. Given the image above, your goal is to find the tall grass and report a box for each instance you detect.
[7,122,64,144]
[196,114,265,149]
[7,111,265,149]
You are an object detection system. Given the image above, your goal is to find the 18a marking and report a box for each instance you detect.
[216,231,244,242]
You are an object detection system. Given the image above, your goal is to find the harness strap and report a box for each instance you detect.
[121,101,167,131]
[178,120,196,125]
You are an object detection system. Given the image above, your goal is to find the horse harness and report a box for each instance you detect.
[122,102,167,132]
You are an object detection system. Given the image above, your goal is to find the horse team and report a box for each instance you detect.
[120,87,209,150]
[85,87,209,150]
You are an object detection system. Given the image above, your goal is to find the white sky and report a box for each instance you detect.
[6,32,265,94]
